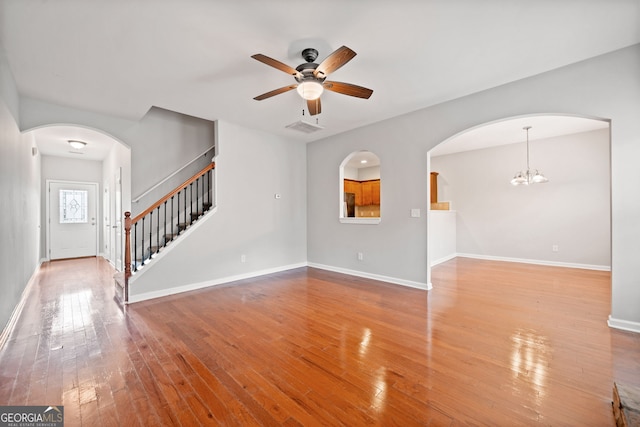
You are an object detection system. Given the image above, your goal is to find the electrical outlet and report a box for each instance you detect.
[552,245,559,252]
[357,252,364,261]
[241,254,246,263]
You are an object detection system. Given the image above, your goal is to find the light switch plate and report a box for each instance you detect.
[411,208,421,218]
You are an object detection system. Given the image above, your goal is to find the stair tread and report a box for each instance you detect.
[614,382,640,427]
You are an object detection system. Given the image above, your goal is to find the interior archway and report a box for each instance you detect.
[26,124,131,271]
[426,114,611,289]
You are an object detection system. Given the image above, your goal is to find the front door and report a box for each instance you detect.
[49,181,98,260]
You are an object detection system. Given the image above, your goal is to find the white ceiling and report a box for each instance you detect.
[1,1,638,155]
[32,125,116,161]
[345,151,381,169]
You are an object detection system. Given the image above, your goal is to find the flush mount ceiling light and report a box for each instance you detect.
[68,140,87,150]
[510,126,548,186]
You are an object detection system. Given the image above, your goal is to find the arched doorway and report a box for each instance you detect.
[426,114,611,289]
[27,124,131,270]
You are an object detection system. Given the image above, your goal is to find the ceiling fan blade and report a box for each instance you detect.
[251,54,301,78]
[253,84,298,101]
[314,46,356,78]
[323,81,373,99]
[307,98,321,116]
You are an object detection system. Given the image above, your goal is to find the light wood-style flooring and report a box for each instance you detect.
[1,256,639,426]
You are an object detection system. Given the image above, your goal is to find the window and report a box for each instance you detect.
[59,189,88,223]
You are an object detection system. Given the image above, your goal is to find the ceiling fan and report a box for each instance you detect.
[251,46,373,116]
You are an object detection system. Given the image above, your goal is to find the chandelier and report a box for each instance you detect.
[510,126,548,186]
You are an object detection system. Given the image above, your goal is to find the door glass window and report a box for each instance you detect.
[59,189,88,223]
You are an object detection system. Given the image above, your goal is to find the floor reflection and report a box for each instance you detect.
[359,327,371,358]
[371,367,387,412]
[510,329,550,406]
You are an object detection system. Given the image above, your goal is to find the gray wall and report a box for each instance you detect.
[308,44,640,326]
[125,107,216,213]
[129,120,308,299]
[20,100,216,217]
[431,129,610,268]
[0,49,41,333]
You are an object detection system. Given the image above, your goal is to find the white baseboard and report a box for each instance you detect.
[308,262,431,290]
[608,316,640,334]
[129,262,307,303]
[0,261,42,351]
[456,253,611,271]
[431,253,457,267]
[129,260,431,303]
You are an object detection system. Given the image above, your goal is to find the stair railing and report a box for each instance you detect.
[124,162,215,284]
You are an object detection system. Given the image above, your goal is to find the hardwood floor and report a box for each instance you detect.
[1,257,639,426]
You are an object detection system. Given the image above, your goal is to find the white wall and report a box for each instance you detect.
[358,165,380,181]
[102,138,131,268]
[308,44,640,328]
[431,129,610,268]
[429,211,456,265]
[0,48,41,333]
[129,120,307,300]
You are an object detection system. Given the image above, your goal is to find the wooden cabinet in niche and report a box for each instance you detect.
[344,179,362,206]
[344,179,380,207]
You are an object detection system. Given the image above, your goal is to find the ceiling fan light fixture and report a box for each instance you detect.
[68,140,87,150]
[296,81,324,100]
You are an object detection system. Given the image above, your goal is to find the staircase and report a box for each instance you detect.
[115,162,216,304]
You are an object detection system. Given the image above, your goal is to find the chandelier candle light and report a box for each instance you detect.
[510,126,548,186]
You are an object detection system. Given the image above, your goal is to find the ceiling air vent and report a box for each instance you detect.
[285,120,324,134]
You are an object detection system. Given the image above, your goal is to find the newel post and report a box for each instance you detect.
[124,211,132,284]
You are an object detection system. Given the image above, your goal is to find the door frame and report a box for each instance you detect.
[46,179,100,261]
[104,181,111,265]
[112,167,123,271]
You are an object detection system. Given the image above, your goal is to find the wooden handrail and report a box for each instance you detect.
[132,162,215,224]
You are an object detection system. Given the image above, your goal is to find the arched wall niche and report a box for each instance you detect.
[339,150,381,225]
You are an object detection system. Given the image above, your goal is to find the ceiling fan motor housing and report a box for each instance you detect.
[295,62,325,84]
[301,48,319,63]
